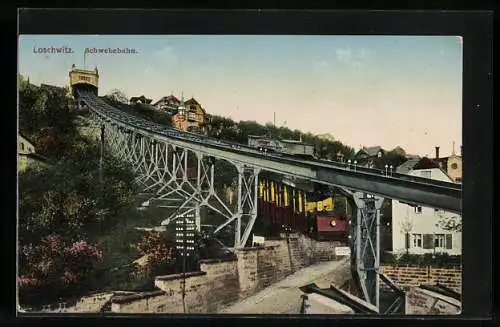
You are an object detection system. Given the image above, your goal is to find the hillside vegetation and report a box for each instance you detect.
[17,77,187,307]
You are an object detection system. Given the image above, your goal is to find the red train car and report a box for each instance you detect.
[315,214,349,241]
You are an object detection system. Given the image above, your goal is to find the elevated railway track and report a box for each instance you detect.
[76,88,462,312]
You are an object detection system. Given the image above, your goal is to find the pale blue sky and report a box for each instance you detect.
[18,35,463,157]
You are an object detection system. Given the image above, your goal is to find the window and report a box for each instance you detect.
[412,234,423,248]
[435,208,445,215]
[423,234,434,249]
[420,170,431,179]
[434,234,446,248]
[20,143,24,151]
[445,234,453,249]
[377,151,382,158]
[451,163,458,169]
[414,206,422,214]
[455,177,462,183]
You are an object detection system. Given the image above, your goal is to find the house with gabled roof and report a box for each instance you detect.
[171,97,208,133]
[390,156,461,256]
[354,146,386,167]
[129,95,152,105]
[355,146,385,160]
[153,95,181,111]
[18,133,50,172]
[433,145,462,183]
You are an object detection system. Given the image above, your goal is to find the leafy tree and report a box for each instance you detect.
[106,89,128,104]
[436,213,462,232]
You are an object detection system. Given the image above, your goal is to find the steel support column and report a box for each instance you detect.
[353,192,383,311]
[232,164,261,248]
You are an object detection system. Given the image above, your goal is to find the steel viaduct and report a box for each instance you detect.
[71,68,462,313]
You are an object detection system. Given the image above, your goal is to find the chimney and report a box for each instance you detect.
[435,146,440,159]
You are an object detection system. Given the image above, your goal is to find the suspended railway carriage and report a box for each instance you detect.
[258,179,349,243]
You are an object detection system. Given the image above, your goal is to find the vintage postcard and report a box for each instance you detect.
[18,34,463,315]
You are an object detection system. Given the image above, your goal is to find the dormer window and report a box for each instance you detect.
[377,151,382,158]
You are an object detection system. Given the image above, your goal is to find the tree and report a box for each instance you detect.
[400,218,413,255]
[436,213,462,232]
[106,89,128,104]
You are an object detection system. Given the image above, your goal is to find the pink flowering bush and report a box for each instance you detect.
[18,234,103,305]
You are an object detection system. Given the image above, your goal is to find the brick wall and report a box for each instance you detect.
[110,234,344,313]
[380,265,462,292]
[112,257,240,313]
[235,244,292,298]
[24,291,131,313]
[288,233,344,269]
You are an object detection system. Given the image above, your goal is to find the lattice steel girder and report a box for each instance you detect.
[353,192,383,311]
[80,93,461,215]
[160,150,237,226]
[233,164,261,248]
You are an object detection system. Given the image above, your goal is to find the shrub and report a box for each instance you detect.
[380,252,461,268]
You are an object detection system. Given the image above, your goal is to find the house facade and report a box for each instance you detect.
[18,134,49,172]
[354,146,385,167]
[18,134,35,172]
[280,139,315,157]
[171,97,208,133]
[152,95,180,112]
[434,146,462,183]
[391,158,462,255]
[129,95,152,105]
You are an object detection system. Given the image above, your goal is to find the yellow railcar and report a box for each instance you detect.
[259,180,335,214]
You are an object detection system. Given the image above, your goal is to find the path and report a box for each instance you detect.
[218,257,351,314]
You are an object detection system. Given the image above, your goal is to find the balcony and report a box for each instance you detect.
[187,112,197,122]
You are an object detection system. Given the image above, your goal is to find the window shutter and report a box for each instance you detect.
[446,234,453,249]
[423,234,434,249]
[405,233,409,249]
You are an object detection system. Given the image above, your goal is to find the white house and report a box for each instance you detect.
[391,157,462,256]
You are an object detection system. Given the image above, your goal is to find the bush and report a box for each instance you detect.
[18,235,103,306]
[380,252,461,268]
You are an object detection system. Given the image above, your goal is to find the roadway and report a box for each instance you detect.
[217,257,352,314]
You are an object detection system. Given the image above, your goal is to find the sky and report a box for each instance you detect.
[18,35,463,157]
